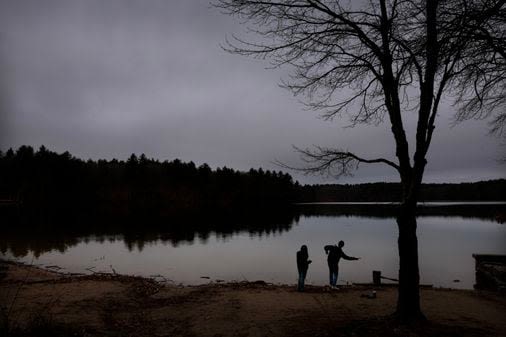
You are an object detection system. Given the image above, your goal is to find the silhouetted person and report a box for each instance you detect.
[324,240,359,288]
[296,245,312,292]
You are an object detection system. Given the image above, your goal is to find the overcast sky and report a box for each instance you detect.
[0,0,504,184]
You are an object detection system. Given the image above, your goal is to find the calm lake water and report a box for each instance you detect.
[1,204,505,289]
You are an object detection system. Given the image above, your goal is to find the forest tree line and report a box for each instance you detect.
[0,146,504,221]
[0,146,299,222]
[299,180,506,202]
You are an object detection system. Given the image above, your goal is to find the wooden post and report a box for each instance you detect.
[373,270,381,285]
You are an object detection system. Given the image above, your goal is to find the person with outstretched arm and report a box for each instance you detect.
[296,245,312,292]
[324,240,360,288]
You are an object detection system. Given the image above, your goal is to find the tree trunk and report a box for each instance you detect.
[395,203,426,323]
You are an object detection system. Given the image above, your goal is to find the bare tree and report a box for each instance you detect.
[214,0,506,323]
[454,0,506,135]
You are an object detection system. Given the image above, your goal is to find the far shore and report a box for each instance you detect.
[1,259,505,337]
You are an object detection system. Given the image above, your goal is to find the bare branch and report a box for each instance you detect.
[214,0,506,182]
[275,146,400,178]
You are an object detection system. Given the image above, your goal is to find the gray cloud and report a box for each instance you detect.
[0,0,504,184]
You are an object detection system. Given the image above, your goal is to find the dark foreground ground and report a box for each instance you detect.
[1,260,505,337]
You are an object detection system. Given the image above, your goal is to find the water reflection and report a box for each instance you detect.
[1,203,504,258]
[297,202,506,220]
[1,204,505,289]
[0,208,300,258]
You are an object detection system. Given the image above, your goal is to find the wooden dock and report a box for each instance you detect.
[473,254,506,291]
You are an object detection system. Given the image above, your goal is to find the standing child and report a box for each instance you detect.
[296,245,312,292]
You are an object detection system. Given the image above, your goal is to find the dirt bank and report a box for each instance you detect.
[1,260,505,337]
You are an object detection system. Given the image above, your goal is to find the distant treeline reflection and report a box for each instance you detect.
[1,203,504,258]
[296,203,506,220]
[0,210,300,258]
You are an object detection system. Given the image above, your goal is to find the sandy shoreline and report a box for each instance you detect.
[1,259,505,337]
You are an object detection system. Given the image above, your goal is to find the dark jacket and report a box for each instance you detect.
[297,249,311,272]
[324,245,358,265]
